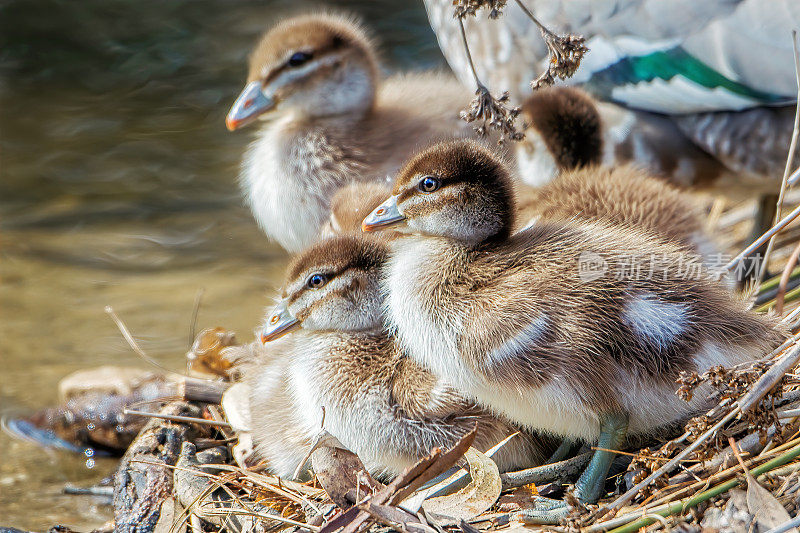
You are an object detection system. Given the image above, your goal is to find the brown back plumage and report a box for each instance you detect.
[323,182,392,235]
[516,164,711,255]
[514,87,716,257]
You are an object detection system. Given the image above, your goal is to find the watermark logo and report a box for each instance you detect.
[578,251,608,282]
[575,251,761,283]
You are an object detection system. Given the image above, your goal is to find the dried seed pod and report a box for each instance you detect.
[459,87,524,145]
[531,32,589,90]
[453,0,507,19]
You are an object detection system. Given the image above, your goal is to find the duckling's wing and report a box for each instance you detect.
[391,357,471,419]
[425,0,798,113]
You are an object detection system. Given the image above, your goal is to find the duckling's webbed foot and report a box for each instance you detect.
[573,412,628,504]
[514,496,570,525]
[546,439,575,464]
[513,413,628,525]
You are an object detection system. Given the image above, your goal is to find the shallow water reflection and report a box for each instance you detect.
[0,1,445,528]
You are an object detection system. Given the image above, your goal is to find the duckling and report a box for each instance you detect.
[363,140,784,521]
[514,87,603,187]
[253,234,549,478]
[320,182,391,237]
[514,87,720,262]
[226,13,472,252]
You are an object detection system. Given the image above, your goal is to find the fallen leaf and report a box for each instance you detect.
[746,477,795,532]
[422,447,502,524]
[186,327,238,377]
[729,437,797,533]
[497,485,541,513]
[310,433,382,509]
[318,425,477,533]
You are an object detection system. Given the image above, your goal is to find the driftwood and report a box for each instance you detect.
[9,367,228,456]
[113,402,200,533]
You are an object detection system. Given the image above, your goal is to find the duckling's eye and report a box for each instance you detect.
[418,176,441,193]
[307,273,327,289]
[288,52,313,68]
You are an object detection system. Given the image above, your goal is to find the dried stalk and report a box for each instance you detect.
[456,16,523,144]
[725,203,800,271]
[511,0,587,89]
[600,443,800,533]
[187,287,205,352]
[758,31,800,283]
[105,305,186,378]
[777,241,800,315]
[124,408,232,428]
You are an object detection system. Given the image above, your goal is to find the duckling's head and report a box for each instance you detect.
[515,87,602,186]
[362,140,515,245]
[260,235,387,342]
[226,13,378,130]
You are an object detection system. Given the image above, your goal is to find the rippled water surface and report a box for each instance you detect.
[0,1,445,529]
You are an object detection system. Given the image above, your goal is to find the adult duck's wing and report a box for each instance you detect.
[425,0,797,113]
[673,107,800,181]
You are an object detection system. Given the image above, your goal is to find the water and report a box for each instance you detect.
[0,1,445,529]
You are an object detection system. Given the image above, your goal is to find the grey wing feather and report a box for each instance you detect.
[672,106,800,180]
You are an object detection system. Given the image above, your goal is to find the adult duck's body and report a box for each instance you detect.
[425,0,799,237]
[227,13,472,252]
[249,235,549,478]
[364,140,784,521]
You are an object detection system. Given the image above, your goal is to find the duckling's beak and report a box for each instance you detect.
[260,300,301,343]
[362,195,405,232]
[226,81,276,131]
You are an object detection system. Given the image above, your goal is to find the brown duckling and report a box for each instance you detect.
[515,87,603,186]
[363,140,784,521]
[226,13,471,252]
[320,182,391,237]
[253,234,549,478]
[514,87,719,262]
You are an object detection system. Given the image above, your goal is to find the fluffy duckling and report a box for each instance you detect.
[519,165,720,262]
[514,88,718,262]
[252,234,548,478]
[515,87,603,186]
[320,182,391,237]
[227,13,471,252]
[363,140,784,520]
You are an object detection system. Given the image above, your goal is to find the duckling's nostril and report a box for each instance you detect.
[243,99,255,109]
[376,208,386,215]
[270,314,280,325]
